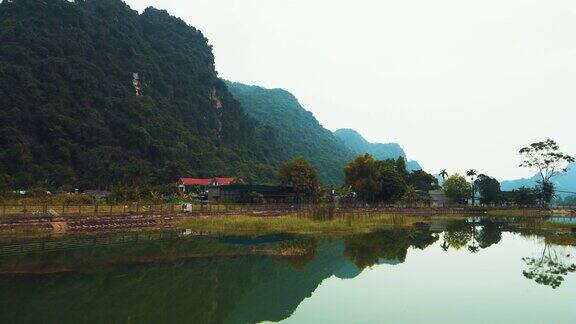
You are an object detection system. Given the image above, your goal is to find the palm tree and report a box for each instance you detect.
[466,169,478,180]
[466,169,478,205]
[439,169,449,180]
[440,240,450,252]
[468,225,480,253]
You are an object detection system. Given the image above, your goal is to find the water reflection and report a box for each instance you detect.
[0,220,575,323]
[522,243,576,289]
[344,229,439,269]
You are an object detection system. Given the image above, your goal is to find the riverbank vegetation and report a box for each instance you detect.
[176,214,425,236]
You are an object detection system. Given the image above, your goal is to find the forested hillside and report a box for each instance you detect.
[0,0,282,189]
[334,129,422,171]
[225,82,354,185]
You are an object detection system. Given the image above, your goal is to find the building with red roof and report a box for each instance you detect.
[178,177,236,193]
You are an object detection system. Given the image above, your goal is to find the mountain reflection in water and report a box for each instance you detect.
[0,219,575,324]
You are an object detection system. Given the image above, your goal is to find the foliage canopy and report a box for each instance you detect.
[278,156,319,197]
[443,174,471,204]
[0,0,287,190]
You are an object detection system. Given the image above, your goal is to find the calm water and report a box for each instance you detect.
[0,220,575,323]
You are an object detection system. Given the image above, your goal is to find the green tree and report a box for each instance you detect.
[407,169,439,191]
[344,154,381,202]
[476,174,501,204]
[278,156,319,198]
[466,169,478,204]
[505,187,539,206]
[401,185,418,204]
[377,160,407,202]
[395,157,409,180]
[344,154,408,203]
[443,174,472,204]
[519,139,575,205]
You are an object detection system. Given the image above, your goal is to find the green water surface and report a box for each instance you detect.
[0,220,574,323]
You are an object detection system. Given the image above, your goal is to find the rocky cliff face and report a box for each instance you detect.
[0,0,281,188]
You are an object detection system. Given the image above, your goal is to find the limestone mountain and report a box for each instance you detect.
[0,0,283,189]
[225,81,354,185]
[334,129,422,171]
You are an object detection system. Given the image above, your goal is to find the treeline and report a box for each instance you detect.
[343,154,438,203]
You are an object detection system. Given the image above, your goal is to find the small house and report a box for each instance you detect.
[178,177,236,193]
[428,190,448,207]
[208,184,296,203]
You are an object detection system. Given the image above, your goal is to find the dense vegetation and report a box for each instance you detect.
[278,156,319,197]
[225,82,354,185]
[0,0,285,190]
[343,154,438,203]
[443,174,472,204]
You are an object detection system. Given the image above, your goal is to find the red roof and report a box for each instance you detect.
[213,177,235,185]
[180,177,235,186]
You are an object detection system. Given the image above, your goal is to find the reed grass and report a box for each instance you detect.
[486,209,553,217]
[176,213,425,235]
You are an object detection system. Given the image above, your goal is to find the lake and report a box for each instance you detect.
[0,219,575,323]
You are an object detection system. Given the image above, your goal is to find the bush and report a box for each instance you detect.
[310,204,336,221]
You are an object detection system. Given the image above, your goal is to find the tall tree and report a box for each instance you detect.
[443,174,472,204]
[519,139,574,204]
[406,170,439,191]
[278,156,319,198]
[378,160,407,202]
[476,174,501,204]
[439,169,449,181]
[395,157,409,180]
[344,154,381,202]
[466,169,478,204]
[344,154,409,203]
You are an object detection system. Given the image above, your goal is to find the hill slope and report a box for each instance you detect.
[334,129,422,171]
[0,0,281,189]
[500,162,576,196]
[225,82,354,185]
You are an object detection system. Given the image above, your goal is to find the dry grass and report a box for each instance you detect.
[486,209,553,217]
[176,213,426,236]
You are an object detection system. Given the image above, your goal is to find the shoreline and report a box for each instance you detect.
[0,207,572,238]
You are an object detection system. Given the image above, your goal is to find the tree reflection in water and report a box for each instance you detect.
[443,222,473,250]
[437,220,576,289]
[522,243,576,289]
[344,229,439,269]
[441,220,503,253]
[476,221,502,249]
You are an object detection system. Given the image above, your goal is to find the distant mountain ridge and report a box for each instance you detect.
[334,129,422,171]
[501,162,576,196]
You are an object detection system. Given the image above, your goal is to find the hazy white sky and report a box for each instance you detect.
[126,0,576,181]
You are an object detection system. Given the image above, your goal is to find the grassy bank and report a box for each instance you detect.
[175,213,428,236]
[486,209,554,217]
